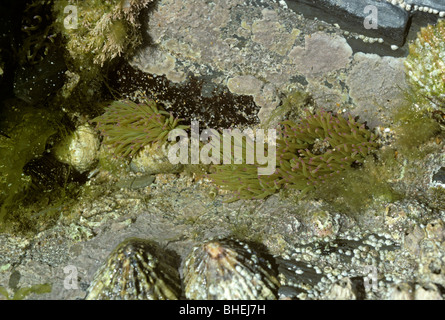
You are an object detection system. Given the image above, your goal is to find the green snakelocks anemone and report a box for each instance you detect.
[93,99,189,158]
[208,110,378,201]
[275,110,378,195]
[205,128,281,201]
[209,163,281,201]
[93,101,378,201]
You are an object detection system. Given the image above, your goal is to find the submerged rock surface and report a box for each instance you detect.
[0,0,444,301]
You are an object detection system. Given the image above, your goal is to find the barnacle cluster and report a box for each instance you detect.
[209,110,378,201]
[404,20,445,111]
[92,99,189,158]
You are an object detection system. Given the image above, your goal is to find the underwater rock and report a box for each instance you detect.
[85,238,181,300]
[413,282,443,300]
[288,32,353,77]
[346,53,408,128]
[285,0,410,47]
[309,211,339,238]
[182,238,280,300]
[403,225,426,256]
[404,0,445,14]
[132,0,416,128]
[432,167,445,186]
[115,174,155,189]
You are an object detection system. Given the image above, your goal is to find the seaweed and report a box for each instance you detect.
[404,20,445,113]
[0,283,51,300]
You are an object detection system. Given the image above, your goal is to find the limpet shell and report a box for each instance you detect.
[183,238,280,300]
[85,238,181,300]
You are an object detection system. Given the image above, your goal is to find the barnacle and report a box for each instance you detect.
[92,99,189,158]
[208,110,378,201]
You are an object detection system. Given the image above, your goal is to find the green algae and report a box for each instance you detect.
[0,283,51,300]
[0,100,87,235]
[0,104,59,222]
[399,20,445,160]
[404,20,445,113]
[391,88,442,158]
[308,150,403,215]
